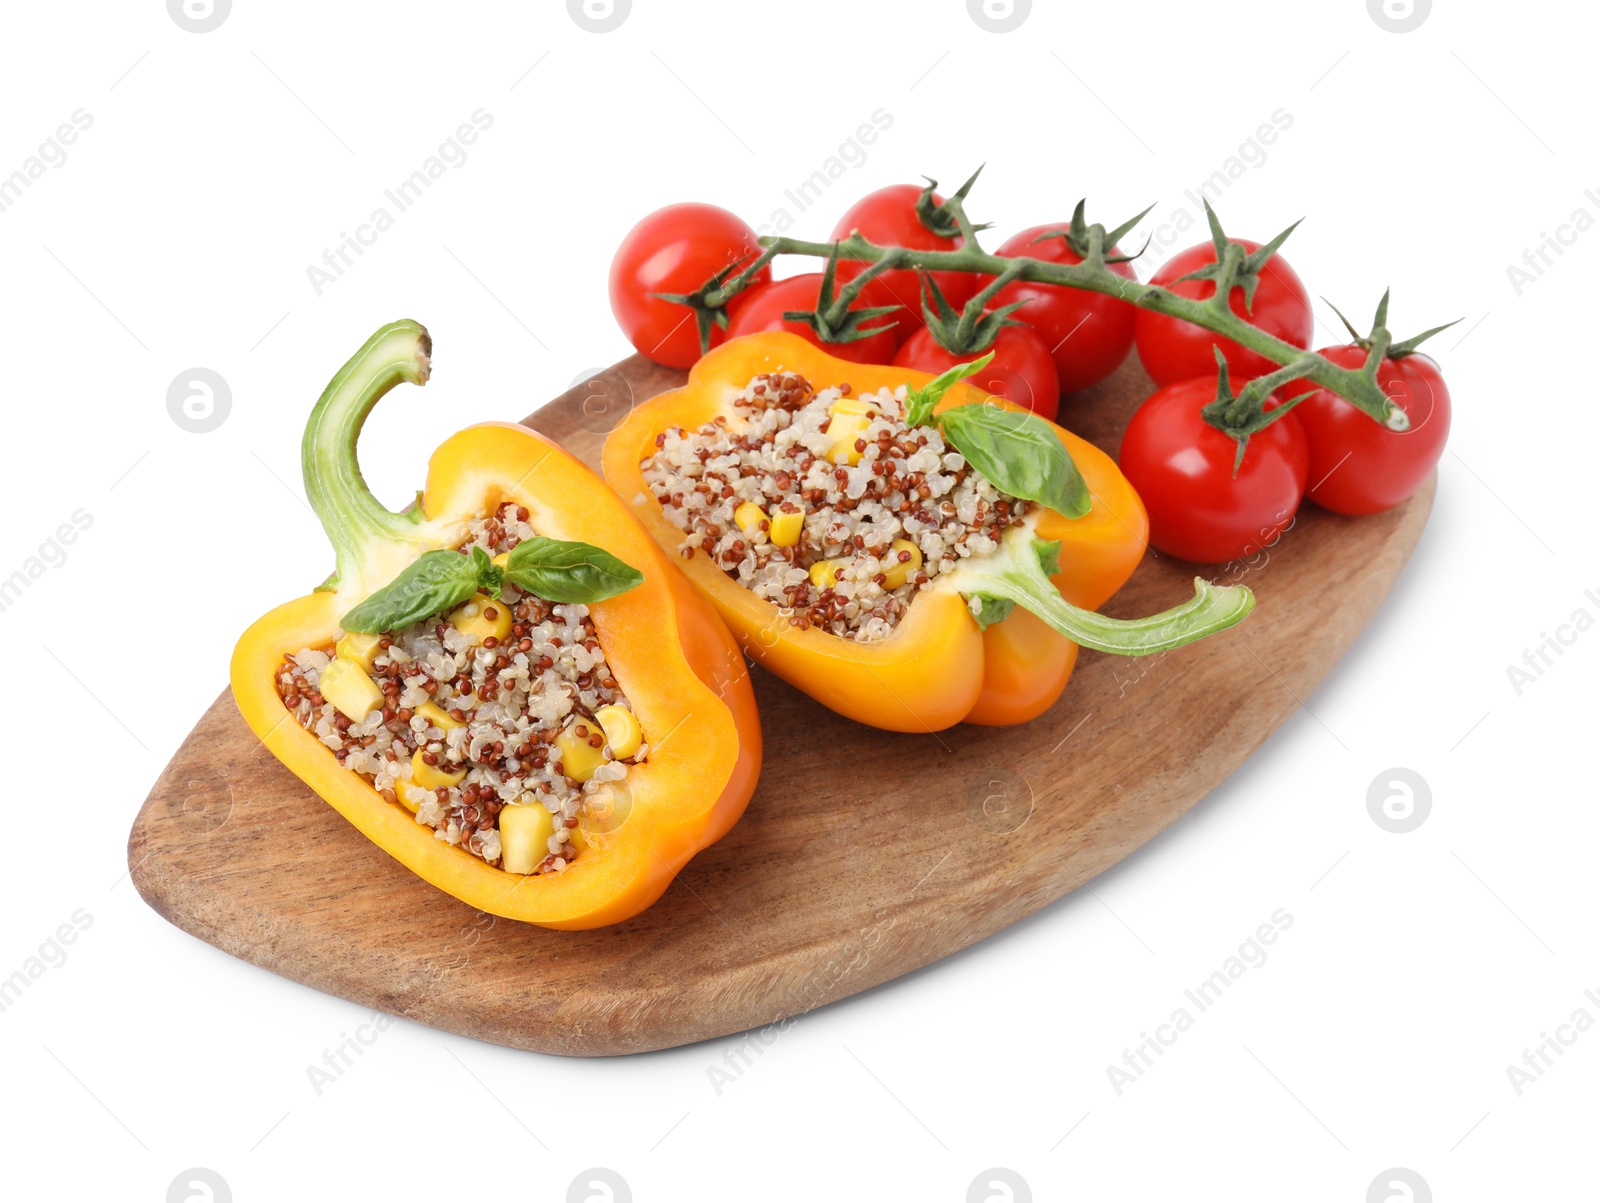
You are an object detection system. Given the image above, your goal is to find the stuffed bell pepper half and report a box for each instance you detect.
[604,333,1254,733]
[232,321,761,929]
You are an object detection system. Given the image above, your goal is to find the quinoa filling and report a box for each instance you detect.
[276,503,646,875]
[639,370,1031,641]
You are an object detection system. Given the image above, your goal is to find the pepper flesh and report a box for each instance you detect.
[602,332,1151,732]
[232,321,761,929]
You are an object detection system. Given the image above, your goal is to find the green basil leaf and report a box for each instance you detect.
[468,545,505,594]
[938,404,1092,519]
[968,595,1016,630]
[903,350,995,427]
[502,537,644,605]
[340,548,489,634]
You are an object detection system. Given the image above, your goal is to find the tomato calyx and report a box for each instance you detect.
[651,260,752,357]
[1324,290,1461,361]
[1176,200,1303,315]
[657,240,790,356]
[1031,198,1155,267]
[779,244,903,346]
[914,198,1159,357]
[1200,348,1318,476]
[1306,290,1459,432]
[914,166,990,239]
[915,270,1028,355]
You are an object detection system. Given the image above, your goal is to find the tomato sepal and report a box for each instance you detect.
[1323,290,1462,362]
[1031,197,1156,267]
[1174,200,1304,315]
[1200,348,1320,475]
[651,263,742,357]
[778,245,902,347]
[915,269,1029,355]
[914,166,991,239]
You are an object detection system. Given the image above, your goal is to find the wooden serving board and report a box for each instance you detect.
[128,352,1433,1056]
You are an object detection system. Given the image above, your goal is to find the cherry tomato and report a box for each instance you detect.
[990,225,1137,394]
[893,323,1061,420]
[1118,377,1309,564]
[1284,345,1451,515]
[609,203,771,368]
[830,184,979,335]
[725,273,903,365]
[1134,239,1312,387]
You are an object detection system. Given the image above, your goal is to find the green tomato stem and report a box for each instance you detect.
[943,528,1255,656]
[711,231,1402,429]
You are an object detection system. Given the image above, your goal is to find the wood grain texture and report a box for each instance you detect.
[128,352,1434,1056]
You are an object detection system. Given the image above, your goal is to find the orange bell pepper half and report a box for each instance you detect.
[231,321,760,929]
[603,332,1253,733]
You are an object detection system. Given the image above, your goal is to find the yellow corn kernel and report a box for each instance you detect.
[769,508,804,547]
[334,631,384,673]
[491,551,510,569]
[881,538,924,589]
[580,781,633,842]
[498,803,555,875]
[393,779,431,814]
[824,412,869,464]
[319,659,383,722]
[594,704,643,759]
[828,442,864,466]
[448,592,513,644]
[555,721,608,783]
[824,410,869,438]
[410,748,466,790]
[809,557,851,590]
[415,700,465,731]
[829,395,875,417]
[733,502,767,534]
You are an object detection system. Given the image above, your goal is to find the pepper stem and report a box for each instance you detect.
[302,319,448,600]
[946,528,1255,655]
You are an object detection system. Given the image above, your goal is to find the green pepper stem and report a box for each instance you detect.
[302,319,446,599]
[945,529,1255,656]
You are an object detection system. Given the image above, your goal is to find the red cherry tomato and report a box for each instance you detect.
[724,273,903,365]
[990,225,1137,394]
[830,184,978,335]
[1118,376,1309,564]
[893,323,1061,420]
[1134,239,1312,387]
[609,203,771,368]
[1285,345,1451,515]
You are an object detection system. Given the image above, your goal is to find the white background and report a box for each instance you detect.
[1,1,1593,1200]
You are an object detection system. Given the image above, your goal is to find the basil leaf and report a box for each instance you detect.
[502,537,644,604]
[340,547,496,634]
[469,545,506,593]
[968,595,1015,630]
[938,405,1092,519]
[904,350,995,427]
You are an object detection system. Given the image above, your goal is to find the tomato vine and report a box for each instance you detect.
[662,173,1450,437]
